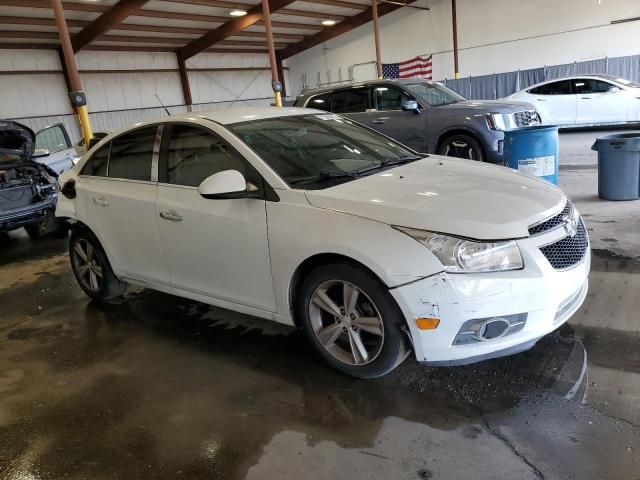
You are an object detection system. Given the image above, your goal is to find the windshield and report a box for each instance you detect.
[598,75,640,88]
[229,114,420,190]
[405,82,466,106]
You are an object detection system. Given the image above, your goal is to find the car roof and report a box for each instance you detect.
[297,78,435,98]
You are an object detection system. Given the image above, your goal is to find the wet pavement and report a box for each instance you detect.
[0,231,639,480]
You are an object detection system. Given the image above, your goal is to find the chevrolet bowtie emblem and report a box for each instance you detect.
[564,214,579,237]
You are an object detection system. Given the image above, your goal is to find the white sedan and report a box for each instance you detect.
[56,107,590,378]
[507,75,640,126]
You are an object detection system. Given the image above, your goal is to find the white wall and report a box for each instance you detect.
[0,49,276,142]
[285,0,640,95]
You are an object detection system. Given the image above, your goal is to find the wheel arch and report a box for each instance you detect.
[287,252,390,328]
[69,220,119,275]
[435,127,486,157]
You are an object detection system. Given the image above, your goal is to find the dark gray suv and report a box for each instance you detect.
[294,79,539,163]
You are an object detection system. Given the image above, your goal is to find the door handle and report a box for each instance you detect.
[536,99,547,102]
[581,97,592,99]
[372,117,390,125]
[93,197,109,207]
[159,210,183,222]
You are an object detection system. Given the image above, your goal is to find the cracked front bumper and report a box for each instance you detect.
[390,244,590,365]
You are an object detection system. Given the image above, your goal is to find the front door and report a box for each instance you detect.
[370,84,427,151]
[77,125,169,283]
[155,123,276,312]
[573,78,627,124]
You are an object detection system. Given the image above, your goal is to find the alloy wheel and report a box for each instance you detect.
[309,280,385,366]
[72,239,103,293]
[443,140,476,160]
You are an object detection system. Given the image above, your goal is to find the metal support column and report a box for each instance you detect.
[177,52,193,112]
[451,0,460,79]
[372,0,383,79]
[261,0,282,107]
[52,0,93,144]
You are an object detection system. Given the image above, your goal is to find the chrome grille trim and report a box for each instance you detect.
[528,201,573,236]
[539,220,589,270]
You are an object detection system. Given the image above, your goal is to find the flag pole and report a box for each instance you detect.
[451,0,460,79]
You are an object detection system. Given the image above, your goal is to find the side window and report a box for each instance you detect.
[307,92,332,111]
[80,142,109,177]
[574,79,612,94]
[35,124,71,153]
[529,80,572,95]
[162,124,255,188]
[373,85,414,111]
[331,89,368,113]
[108,126,156,181]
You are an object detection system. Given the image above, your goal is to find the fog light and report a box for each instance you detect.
[416,317,440,330]
[452,313,527,345]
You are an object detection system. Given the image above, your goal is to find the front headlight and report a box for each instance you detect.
[394,227,523,273]
[485,113,513,131]
[71,156,80,165]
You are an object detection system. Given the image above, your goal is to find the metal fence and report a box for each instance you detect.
[441,53,640,100]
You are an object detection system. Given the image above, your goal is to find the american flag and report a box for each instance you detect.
[382,55,433,80]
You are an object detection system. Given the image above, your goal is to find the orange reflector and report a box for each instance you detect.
[416,317,440,330]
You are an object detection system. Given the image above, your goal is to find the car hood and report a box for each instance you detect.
[305,157,565,240]
[0,120,35,164]
[435,99,535,114]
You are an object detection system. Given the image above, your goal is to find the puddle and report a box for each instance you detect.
[0,237,639,480]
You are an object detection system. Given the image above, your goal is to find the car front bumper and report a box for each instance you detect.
[390,232,590,365]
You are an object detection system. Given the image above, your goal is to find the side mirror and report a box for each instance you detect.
[198,170,255,199]
[402,100,420,113]
[608,86,621,93]
[32,148,50,158]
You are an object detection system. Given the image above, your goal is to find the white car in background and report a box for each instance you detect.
[56,108,590,378]
[507,75,640,126]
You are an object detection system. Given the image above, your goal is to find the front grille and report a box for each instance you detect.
[539,220,588,270]
[528,201,572,236]
[514,110,539,127]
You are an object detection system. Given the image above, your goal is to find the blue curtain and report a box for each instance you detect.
[607,55,640,82]
[470,74,496,100]
[496,71,518,98]
[445,77,471,99]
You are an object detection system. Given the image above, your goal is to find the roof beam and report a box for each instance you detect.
[296,0,368,10]
[178,0,298,60]
[167,0,346,21]
[71,0,151,52]
[0,15,305,40]
[280,0,413,59]
[0,0,324,31]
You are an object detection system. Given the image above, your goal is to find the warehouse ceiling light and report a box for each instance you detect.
[321,19,336,26]
[229,9,248,16]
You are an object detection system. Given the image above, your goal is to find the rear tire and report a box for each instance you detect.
[438,133,485,162]
[296,262,410,378]
[69,229,126,301]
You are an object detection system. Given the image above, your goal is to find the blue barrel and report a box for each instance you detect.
[503,126,560,185]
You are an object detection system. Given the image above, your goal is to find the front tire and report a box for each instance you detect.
[438,133,485,161]
[69,230,126,301]
[296,263,410,378]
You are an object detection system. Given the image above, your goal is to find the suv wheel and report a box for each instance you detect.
[297,263,410,378]
[69,230,126,301]
[438,134,485,161]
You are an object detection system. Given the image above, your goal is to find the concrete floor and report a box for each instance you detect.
[1,130,640,480]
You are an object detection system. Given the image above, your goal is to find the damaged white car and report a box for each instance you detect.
[0,121,65,238]
[56,108,590,378]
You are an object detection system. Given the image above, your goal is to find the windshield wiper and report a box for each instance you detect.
[354,155,424,175]
[289,170,358,185]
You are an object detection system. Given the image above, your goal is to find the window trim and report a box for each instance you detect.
[157,121,267,198]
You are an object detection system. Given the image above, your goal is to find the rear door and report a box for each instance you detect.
[573,78,627,124]
[329,87,372,127]
[35,123,76,173]
[154,122,276,312]
[528,80,577,125]
[77,125,169,283]
[370,84,427,151]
